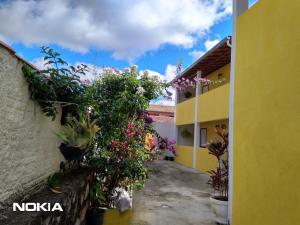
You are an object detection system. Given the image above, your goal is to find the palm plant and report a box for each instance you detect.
[56,113,100,150]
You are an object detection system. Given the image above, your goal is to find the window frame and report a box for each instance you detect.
[199,128,207,148]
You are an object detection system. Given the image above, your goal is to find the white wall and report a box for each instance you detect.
[153,122,175,141]
[0,46,64,204]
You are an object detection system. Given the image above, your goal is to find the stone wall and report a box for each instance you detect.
[0,169,92,225]
[0,43,64,204]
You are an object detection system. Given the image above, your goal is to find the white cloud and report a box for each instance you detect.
[0,0,232,61]
[189,37,221,60]
[140,64,177,82]
[165,64,177,82]
[189,50,205,60]
[140,64,177,106]
[32,57,48,70]
[74,62,105,81]
[31,58,104,81]
[204,38,221,51]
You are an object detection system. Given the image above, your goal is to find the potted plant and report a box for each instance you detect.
[207,126,228,225]
[56,113,99,160]
[184,90,193,99]
[181,129,192,138]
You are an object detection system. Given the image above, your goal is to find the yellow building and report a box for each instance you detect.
[173,37,231,174]
[229,1,300,225]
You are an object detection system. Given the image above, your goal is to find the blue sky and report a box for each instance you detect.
[0,0,238,76]
[0,0,258,105]
[0,0,257,106]
[10,16,232,75]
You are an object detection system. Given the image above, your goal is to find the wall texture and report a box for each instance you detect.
[0,45,63,204]
[175,97,195,125]
[200,63,230,92]
[153,121,175,141]
[197,83,230,123]
[175,145,193,168]
[0,169,92,225]
[196,120,228,173]
[233,1,300,224]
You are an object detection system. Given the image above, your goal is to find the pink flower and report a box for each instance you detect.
[169,139,176,145]
[82,79,90,85]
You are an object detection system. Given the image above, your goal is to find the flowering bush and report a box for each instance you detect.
[207,127,228,201]
[22,47,171,210]
[86,66,171,208]
[157,137,176,155]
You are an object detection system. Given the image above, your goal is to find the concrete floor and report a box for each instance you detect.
[132,160,216,225]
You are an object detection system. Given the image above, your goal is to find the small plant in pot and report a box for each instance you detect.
[56,113,99,160]
[207,126,228,225]
[184,90,193,99]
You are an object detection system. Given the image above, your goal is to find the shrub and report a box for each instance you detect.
[207,127,228,200]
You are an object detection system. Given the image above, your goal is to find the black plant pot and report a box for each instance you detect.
[86,207,106,225]
[59,143,86,161]
[169,157,175,161]
[164,156,170,161]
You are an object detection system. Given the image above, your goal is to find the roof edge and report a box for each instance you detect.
[172,35,231,82]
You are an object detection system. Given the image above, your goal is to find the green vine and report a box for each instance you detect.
[22,46,88,120]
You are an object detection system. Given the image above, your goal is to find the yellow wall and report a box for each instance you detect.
[196,148,217,174]
[201,63,230,92]
[176,97,195,125]
[197,83,230,122]
[196,120,227,173]
[233,1,300,225]
[175,145,193,168]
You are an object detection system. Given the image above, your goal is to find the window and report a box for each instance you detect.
[202,84,209,93]
[200,128,207,148]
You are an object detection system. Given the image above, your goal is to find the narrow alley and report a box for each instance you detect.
[132,160,215,225]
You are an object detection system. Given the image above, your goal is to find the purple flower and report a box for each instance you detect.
[145,114,153,124]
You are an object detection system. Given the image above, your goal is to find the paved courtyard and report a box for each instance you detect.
[132,160,216,225]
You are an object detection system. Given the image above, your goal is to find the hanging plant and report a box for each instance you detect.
[181,129,193,138]
[183,90,193,98]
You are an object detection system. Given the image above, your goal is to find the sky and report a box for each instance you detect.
[0,0,258,105]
